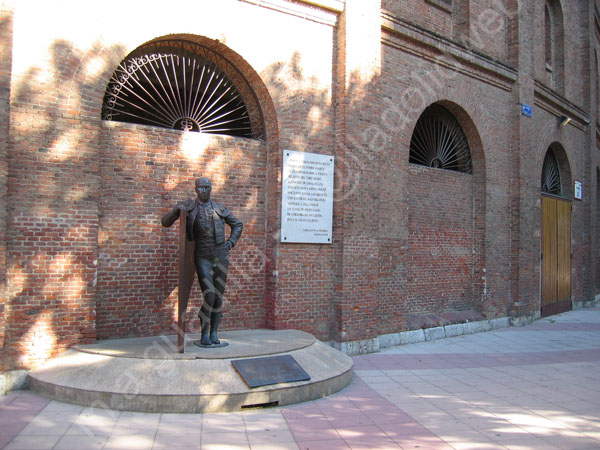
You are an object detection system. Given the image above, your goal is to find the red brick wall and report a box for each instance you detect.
[332,0,384,343]
[261,16,337,341]
[0,4,13,368]
[379,22,512,322]
[383,0,510,65]
[597,167,600,295]
[407,166,476,315]
[468,0,509,62]
[96,126,268,339]
[383,0,454,38]
[269,245,335,338]
[2,18,285,368]
[1,0,597,371]
[533,0,589,103]
[4,116,101,369]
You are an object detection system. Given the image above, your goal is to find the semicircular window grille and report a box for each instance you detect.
[101,39,264,139]
[541,149,561,195]
[409,104,472,174]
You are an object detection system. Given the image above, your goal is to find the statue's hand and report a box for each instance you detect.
[162,201,189,227]
[224,241,233,251]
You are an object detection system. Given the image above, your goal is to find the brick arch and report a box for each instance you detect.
[540,141,572,199]
[86,35,280,339]
[536,126,572,195]
[406,99,487,320]
[436,100,486,178]
[398,85,488,176]
[400,94,487,196]
[544,0,565,93]
[72,34,279,144]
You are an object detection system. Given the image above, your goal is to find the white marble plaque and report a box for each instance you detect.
[281,150,334,243]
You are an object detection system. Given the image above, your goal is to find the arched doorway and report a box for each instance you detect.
[540,144,571,317]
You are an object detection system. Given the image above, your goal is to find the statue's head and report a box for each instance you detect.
[195,177,212,203]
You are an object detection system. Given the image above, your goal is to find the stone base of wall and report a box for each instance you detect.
[331,298,600,356]
[510,313,539,327]
[0,370,28,395]
[405,310,485,330]
[574,297,600,309]
[329,317,510,356]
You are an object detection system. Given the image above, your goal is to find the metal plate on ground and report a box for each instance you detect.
[232,355,311,388]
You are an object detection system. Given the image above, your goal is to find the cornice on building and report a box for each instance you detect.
[534,80,590,132]
[238,0,341,26]
[381,11,517,92]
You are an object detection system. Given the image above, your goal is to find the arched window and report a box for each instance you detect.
[409,104,472,174]
[102,39,264,139]
[544,5,552,67]
[541,148,561,196]
[544,0,565,93]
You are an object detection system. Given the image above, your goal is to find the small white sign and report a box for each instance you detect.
[281,150,334,243]
[574,180,583,200]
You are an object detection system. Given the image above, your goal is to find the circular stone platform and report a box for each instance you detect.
[71,329,316,360]
[27,329,353,413]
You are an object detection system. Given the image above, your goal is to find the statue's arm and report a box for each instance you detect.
[221,207,243,248]
[227,214,243,248]
[161,207,180,228]
[161,199,195,228]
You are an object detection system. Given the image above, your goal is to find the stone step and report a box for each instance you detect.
[27,329,353,413]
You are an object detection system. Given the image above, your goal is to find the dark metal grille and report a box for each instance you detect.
[102,39,263,139]
[409,104,472,174]
[541,149,561,195]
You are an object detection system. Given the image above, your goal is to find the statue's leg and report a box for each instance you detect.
[210,252,229,344]
[196,258,215,345]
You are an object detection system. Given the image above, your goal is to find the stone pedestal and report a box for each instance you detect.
[28,329,353,413]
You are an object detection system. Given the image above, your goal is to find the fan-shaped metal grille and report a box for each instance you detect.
[541,149,561,195]
[409,104,472,174]
[102,40,263,139]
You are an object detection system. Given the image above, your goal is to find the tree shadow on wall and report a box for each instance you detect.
[5,38,126,369]
[4,37,388,370]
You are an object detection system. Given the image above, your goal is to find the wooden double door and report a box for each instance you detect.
[541,195,571,317]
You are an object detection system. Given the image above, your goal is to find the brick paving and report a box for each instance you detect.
[1,308,599,449]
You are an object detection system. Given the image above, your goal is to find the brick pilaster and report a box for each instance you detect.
[334,0,383,344]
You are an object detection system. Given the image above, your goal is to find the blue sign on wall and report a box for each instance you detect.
[521,104,532,118]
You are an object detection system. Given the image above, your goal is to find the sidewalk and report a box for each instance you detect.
[1,308,599,450]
